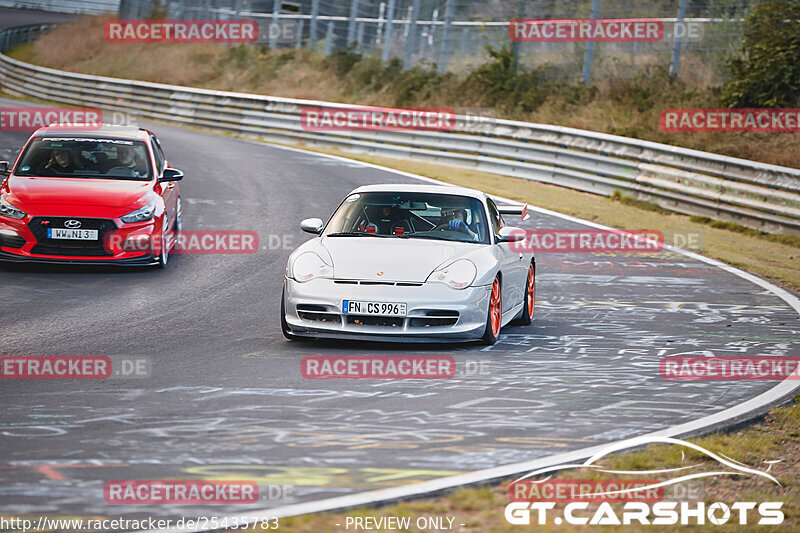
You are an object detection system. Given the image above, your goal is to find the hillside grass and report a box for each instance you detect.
[7,14,800,169]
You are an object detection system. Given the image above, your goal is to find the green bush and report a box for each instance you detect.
[324,44,362,78]
[720,0,800,107]
[609,66,677,112]
[459,44,594,114]
[390,66,450,107]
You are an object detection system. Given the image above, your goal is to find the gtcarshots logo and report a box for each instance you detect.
[103,20,258,43]
[301,355,455,379]
[505,436,784,526]
[0,107,102,131]
[104,481,258,504]
[301,106,456,132]
[505,501,783,526]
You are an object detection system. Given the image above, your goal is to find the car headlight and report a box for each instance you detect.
[291,252,333,282]
[0,195,26,220]
[121,200,156,224]
[428,259,477,289]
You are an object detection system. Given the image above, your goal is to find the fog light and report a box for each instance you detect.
[121,235,153,252]
[0,229,25,248]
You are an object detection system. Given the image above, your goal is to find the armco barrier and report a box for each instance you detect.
[2,23,799,236]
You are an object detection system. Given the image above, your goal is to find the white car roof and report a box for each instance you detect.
[350,183,488,201]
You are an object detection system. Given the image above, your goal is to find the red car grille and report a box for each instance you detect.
[28,217,117,257]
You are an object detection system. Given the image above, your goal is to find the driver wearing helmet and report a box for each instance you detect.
[447,209,478,239]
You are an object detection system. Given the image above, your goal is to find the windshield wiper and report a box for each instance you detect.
[326,232,389,238]
[399,233,480,243]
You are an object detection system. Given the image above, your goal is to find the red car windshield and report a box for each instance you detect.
[14,137,153,180]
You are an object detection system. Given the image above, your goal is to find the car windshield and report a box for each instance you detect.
[324,191,490,244]
[13,137,153,180]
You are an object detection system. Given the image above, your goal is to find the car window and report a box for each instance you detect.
[486,197,505,236]
[13,137,153,180]
[151,137,165,175]
[324,191,490,244]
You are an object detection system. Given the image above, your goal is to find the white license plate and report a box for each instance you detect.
[47,228,99,240]
[343,300,407,317]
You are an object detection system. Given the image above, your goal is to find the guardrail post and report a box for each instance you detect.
[356,21,365,51]
[581,0,600,84]
[403,0,421,69]
[270,0,281,48]
[309,0,320,49]
[296,19,305,48]
[459,26,469,56]
[347,0,359,44]
[670,0,689,79]
[204,0,212,19]
[437,0,455,73]
[512,0,525,72]
[381,0,395,64]
[234,0,242,17]
[325,21,334,55]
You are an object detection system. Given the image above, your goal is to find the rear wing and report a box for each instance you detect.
[497,203,531,221]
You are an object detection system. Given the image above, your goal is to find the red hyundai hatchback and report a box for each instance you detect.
[0,124,182,267]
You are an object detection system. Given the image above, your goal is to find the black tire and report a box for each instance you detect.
[514,262,535,326]
[281,292,298,341]
[481,275,501,345]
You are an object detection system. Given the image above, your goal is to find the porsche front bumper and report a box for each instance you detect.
[283,277,491,342]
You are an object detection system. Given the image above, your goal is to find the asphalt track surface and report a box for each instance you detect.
[1,12,799,529]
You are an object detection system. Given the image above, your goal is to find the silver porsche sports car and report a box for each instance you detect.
[281,184,535,344]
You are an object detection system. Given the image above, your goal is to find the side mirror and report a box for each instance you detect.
[0,161,9,176]
[160,168,183,182]
[496,226,526,243]
[300,217,324,235]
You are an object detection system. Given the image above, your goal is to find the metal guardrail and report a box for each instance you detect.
[1,23,799,236]
[0,0,118,15]
[0,22,55,51]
